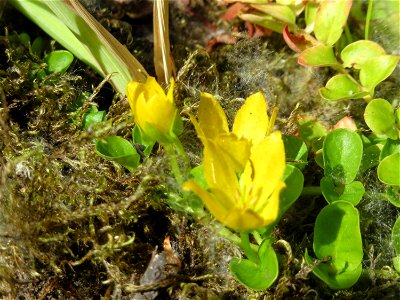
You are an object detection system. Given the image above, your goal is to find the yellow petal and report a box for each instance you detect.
[258,181,286,224]
[240,131,286,209]
[232,92,269,145]
[203,140,239,200]
[166,77,175,103]
[222,208,266,231]
[145,76,166,98]
[198,93,229,139]
[126,81,145,116]
[182,180,230,221]
[215,133,251,173]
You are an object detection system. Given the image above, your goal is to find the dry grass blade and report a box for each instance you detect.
[153,0,175,85]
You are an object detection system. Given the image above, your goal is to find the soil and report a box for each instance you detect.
[0,1,399,299]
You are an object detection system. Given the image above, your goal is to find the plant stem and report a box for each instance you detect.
[365,0,374,40]
[301,186,322,196]
[240,232,259,263]
[164,143,184,186]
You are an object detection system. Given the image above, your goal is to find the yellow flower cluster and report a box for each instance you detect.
[183,92,286,231]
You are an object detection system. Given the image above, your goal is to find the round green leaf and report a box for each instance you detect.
[44,50,74,74]
[298,45,340,67]
[323,129,363,184]
[320,177,364,206]
[230,239,278,290]
[319,74,368,101]
[314,0,352,46]
[377,152,400,186]
[360,55,400,93]
[385,186,400,207]
[308,201,363,289]
[364,98,397,139]
[279,164,304,214]
[95,136,140,172]
[341,40,386,69]
[392,216,400,255]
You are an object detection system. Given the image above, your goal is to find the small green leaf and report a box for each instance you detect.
[365,99,397,139]
[314,0,352,46]
[377,152,400,186]
[320,177,364,206]
[305,2,319,31]
[359,144,382,173]
[298,45,340,67]
[82,106,105,130]
[393,256,400,274]
[251,4,296,24]
[132,125,155,156]
[306,201,363,289]
[189,165,208,190]
[392,216,400,255]
[385,186,400,207]
[323,129,363,185]
[240,13,289,33]
[297,118,327,143]
[31,36,44,56]
[283,135,308,170]
[95,136,140,172]
[265,165,304,233]
[319,74,368,101]
[44,50,74,74]
[230,239,278,290]
[380,139,400,161]
[359,55,400,94]
[341,40,386,69]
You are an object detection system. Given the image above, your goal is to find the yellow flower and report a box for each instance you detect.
[183,92,286,231]
[126,76,182,144]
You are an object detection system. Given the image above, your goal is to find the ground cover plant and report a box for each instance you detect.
[0,0,399,299]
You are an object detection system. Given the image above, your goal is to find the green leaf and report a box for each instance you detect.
[298,45,340,67]
[283,135,308,170]
[365,99,398,139]
[323,129,363,185]
[44,50,74,74]
[393,256,400,274]
[132,125,155,156]
[380,139,400,161]
[305,2,319,31]
[385,186,400,207]
[359,144,382,173]
[314,0,352,46]
[31,36,44,56]
[306,201,363,289]
[82,106,105,130]
[297,118,327,143]
[340,40,386,69]
[319,74,368,101]
[377,152,400,186]
[230,239,278,290]
[189,165,208,190]
[359,55,400,94]
[95,136,140,172]
[392,216,400,255]
[239,13,290,33]
[265,165,304,233]
[320,177,364,206]
[251,4,296,24]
